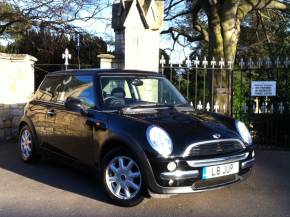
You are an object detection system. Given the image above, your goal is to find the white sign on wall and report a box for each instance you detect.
[251,81,276,96]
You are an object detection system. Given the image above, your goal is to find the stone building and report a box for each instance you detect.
[99,0,164,72]
[0,52,37,140]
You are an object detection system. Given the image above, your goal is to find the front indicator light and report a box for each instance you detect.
[252,150,255,158]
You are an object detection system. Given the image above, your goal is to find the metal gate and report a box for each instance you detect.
[159,55,233,114]
[233,57,290,150]
[159,56,290,150]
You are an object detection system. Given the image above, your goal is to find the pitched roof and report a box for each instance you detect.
[112,0,160,30]
[139,0,152,14]
[112,0,134,30]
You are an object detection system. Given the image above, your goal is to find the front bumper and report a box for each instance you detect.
[144,149,255,194]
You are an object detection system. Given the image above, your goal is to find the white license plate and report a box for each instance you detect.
[202,162,239,179]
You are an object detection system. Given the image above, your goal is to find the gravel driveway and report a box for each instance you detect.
[0,141,289,217]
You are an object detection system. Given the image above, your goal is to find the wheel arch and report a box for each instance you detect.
[98,136,144,164]
[18,121,28,134]
[18,117,40,148]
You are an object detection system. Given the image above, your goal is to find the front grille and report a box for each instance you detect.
[188,140,244,157]
[192,174,237,190]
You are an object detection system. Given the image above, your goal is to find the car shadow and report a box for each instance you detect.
[0,140,111,205]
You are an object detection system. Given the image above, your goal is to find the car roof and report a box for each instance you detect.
[47,68,164,77]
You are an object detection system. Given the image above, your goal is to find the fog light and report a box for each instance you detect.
[167,162,177,172]
[168,179,174,186]
[252,150,255,158]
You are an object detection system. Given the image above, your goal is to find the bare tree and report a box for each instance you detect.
[162,0,289,62]
[0,0,110,37]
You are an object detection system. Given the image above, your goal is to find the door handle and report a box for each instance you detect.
[47,110,56,116]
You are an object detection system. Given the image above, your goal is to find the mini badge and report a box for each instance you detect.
[212,133,221,139]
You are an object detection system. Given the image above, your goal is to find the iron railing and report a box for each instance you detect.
[159,55,290,150]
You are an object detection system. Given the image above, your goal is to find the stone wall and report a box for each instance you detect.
[0,52,36,141]
[0,103,25,141]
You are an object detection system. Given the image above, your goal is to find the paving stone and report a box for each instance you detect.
[10,108,24,116]
[4,128,11,140]
[10,104,19,109]
[0,110,10,120]
[12,117,20,128]
[3,104,10,110]
[0,129,4,139]
[11,129,18,137]
[0,120,3,129]
[3,119,12,128]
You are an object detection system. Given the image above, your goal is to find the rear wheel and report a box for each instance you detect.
[19,125,40,163]
[101,148,144,206]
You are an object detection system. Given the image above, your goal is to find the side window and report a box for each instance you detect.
[68,76,95,108]
[52,75,95,108]
[102,78,132,99]
[135,79,158,103]
[37,76,62,102]
[52,76,73,103]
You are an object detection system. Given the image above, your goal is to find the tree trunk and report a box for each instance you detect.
[206,7,222,112]
[207,7,224,59]
[220,1,240,114]
[220,0,240,62]
[197,0,287,115]
[205,1,241,115]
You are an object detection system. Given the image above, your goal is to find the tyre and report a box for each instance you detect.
[19,125,41,163]
[101,147,144,206]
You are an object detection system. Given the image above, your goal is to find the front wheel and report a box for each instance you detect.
[101,148,144,206]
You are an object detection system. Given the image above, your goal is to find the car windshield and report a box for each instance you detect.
[100,76,188,110]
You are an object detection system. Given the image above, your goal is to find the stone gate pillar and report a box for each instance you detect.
[0,53,37,140]
[99,0,164,71]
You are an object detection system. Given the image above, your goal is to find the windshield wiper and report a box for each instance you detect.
[122,103,162,111]
[174,104,194,112]
[121,103,194,112]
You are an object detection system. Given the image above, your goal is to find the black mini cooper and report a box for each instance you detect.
[19,69,255,206]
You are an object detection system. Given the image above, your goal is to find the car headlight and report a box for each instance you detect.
[146,125,173,157]
[235,121,253,145]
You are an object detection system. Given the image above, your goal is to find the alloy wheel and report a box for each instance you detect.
[20,129,32,160]
[105,156,142,200]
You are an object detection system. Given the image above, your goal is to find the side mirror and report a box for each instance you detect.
[65,97,83,112]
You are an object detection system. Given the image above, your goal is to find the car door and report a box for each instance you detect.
[51,75,95,165]
[29,76,61,148]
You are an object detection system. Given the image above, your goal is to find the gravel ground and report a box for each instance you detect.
[0,141,289,217]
